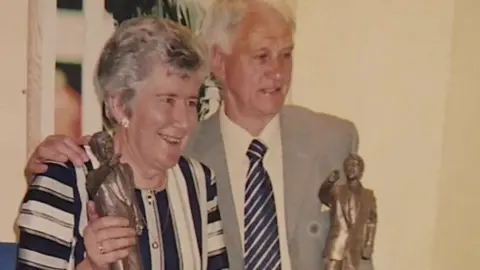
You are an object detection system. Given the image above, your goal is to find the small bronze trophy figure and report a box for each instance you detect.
[318,153,377,270]
[86,131,145,270]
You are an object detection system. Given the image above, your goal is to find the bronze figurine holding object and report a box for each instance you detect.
[86,131,145,270]
[318,153,377,270]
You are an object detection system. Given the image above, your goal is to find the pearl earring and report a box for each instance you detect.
[120,118,129,128]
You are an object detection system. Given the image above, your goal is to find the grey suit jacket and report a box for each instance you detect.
[185,105,374,270]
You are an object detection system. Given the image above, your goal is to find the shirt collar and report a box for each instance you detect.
[219,104,281,155]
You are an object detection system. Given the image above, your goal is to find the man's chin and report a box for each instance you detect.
[257,103,284,117]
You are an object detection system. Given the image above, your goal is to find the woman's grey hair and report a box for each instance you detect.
[94,17,208,121]
[199,0,296,53]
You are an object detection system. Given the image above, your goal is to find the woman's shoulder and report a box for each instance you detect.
[16,161,90,267]
[177,156,219,209]
[33,160,86,189]
[26,160,92,209]
[19,159,92,227]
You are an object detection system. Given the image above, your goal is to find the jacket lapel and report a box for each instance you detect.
[280,111,317,238]
[187,113,243,268]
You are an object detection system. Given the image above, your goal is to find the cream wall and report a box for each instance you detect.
[1,0,479,269]
[291,1,478,270]
[433,0,480,269]
[0,1,28,242]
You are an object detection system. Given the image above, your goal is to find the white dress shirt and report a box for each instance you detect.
[219,106,292,269]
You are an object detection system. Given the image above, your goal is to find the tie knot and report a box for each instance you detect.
[247,139,267,161]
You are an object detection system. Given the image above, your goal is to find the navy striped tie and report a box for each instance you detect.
[244,139,282,270]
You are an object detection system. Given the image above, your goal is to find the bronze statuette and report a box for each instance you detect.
[86,131,145,270]
[318,153,377,270]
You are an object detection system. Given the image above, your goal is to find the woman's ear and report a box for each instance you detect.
[210,44,227,84]
[106,95,127,124]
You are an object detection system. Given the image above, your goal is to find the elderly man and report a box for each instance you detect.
[24,0,373,269]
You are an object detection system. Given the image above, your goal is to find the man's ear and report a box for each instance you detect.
[210,44,227,84]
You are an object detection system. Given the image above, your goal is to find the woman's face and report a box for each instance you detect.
[116,67,202,171]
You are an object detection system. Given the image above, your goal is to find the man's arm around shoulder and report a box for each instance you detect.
[284,105,359,150]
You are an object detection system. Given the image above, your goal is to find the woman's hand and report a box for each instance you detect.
[83,202,137,269]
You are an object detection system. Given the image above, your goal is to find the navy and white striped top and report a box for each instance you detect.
[16,156,229,270]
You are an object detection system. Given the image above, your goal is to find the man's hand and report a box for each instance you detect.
[326,170,340,183]
[25,135,91,181]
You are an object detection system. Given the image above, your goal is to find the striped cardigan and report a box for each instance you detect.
[16,155,229,270]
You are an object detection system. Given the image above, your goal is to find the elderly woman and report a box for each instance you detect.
[16,18,228,270]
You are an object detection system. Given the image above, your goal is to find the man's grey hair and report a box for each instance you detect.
[199,0,296,53]
[94,17,208,121]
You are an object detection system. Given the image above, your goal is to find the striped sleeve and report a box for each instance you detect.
[203,165,229,270]
[16,162,77,270]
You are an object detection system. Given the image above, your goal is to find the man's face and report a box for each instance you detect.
[344,157,364,180]
[214,1,294,119]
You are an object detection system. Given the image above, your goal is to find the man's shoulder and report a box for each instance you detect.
[331,184,344,196]
[185,112,221,154]
[362,187,376,199]
[281,105,356,134]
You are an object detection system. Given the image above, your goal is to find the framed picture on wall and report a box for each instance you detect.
[26,0,114,155]
[55,0,83,138]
